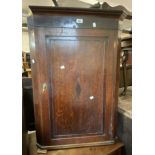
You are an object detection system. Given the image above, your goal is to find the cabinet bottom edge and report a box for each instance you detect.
[36,140,115,150]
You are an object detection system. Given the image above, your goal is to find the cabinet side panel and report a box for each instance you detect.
[111,30,121,138]
[28,28,44,144]
[104,30,121,138]
[34,28,52,145]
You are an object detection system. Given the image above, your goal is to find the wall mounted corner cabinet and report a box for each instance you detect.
[28,6,126,150]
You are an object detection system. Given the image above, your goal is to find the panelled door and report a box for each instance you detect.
[35,28,116,147]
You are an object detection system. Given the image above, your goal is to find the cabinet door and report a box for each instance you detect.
[33,28,118,148]
[46,36,106,138]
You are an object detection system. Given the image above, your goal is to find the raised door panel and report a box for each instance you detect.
[46,36,108,140]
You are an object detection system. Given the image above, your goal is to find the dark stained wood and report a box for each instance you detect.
[28,6,122,150]
[28,16,119,29]
[47,36,106,137]
[29,6,127,20]
[29,131,124,155]
[46,142,124,155]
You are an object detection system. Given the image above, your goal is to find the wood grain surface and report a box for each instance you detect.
[28,132,124,155]
[28,6,122,149]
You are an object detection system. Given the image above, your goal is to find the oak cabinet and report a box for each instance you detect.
[28,6,125,150]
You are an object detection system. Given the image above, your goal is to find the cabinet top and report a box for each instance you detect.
[29,6,128,20]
